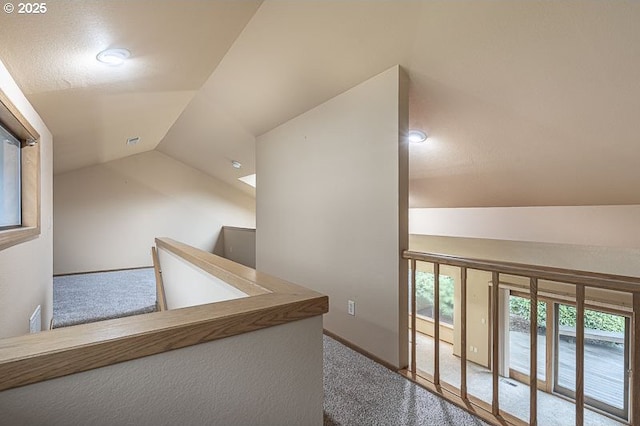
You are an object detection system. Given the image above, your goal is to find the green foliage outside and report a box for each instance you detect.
[413,271,624,334]
[415,271,455,324]
[509,297,625,333]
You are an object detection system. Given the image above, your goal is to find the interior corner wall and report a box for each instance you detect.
[256,65,409,368]
[53,150,255,275]
[0,59,53,338]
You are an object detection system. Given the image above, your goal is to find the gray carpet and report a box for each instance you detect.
[53,268,157,328]
[323,336,488,426]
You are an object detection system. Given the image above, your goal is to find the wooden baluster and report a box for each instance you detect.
[492,271,500,417]
[576,285,585,426]
[530,277,538,426]
[461,266,468,400]
[151,247,167,311]
[632,293,640,426]
[434,262,440,387]
[411,259,417,374]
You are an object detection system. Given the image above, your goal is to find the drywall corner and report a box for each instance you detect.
[256,65,408,367]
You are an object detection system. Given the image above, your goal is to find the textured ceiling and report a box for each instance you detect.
[0,0,262,174]
[2,1,640,207]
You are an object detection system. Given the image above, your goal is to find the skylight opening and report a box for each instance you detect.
[238,174,256,188]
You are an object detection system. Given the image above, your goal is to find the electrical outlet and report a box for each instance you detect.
[347,300,355,316]
[474,347,478,353]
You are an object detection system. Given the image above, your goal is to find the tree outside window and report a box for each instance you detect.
[414,271,455,326]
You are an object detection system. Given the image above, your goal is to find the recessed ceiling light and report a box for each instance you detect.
[126,136,140,146]
[96,48,131,66]
[408,129,428,143]
[238,174,256,188]
[231,160,242,169]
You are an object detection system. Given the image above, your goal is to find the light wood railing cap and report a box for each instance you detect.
[403,249,640,293]
[0,239,328,392]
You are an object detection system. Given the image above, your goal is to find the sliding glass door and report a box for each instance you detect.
[554,304,630,420]
[508,294,548,388]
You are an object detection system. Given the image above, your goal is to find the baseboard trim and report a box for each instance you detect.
[322,329,398,372]
[54,266,154,277]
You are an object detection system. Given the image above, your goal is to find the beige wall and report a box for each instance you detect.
[0,59,53,338]
[409,234,640,277]
[54,150,255,274]
[0,316,324,426]
[256,65,409,368]
[222,226,256,268]
[410,205,640,249]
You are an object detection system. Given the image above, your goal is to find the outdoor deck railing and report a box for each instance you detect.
[402,249,640,426]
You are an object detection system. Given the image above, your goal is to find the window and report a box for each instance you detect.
[0,124,21,229]
[0,87,41,251]
[554,303,630,420]
[415,271,455,325]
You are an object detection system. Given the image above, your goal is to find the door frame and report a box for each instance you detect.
[552,302,631,421]
[508,290,554,392]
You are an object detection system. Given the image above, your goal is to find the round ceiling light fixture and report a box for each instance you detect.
[408,129,428,143]
[96,48,131,66]
[231,160,242,169]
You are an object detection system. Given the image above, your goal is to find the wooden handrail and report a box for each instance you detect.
[151,247,167,312]
[403,250,640,293]
[410,259,417,374]
[434,263,441,387]
[576,285,585,426]
[491,271,500,416]
[633,293,640,425]
[529,277,538,426]
[0,238,328,392]
[460,267,468,400]
[404,248,640,426]
[156,238,270,296]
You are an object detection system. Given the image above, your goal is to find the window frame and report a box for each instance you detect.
[0,124,22,229]
[0,87,41,251]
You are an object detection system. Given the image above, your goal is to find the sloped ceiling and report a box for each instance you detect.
[2,1,640,207]
[0,0,262,174]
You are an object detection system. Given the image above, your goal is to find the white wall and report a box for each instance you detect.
[410,205,640,249]
[256,66,408,368]
[53,150,255,274]
[0,315,323,426]
[0,59,53,338]
[158,247,248,310]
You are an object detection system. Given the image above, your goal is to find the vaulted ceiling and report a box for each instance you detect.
[1,1,639,207]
